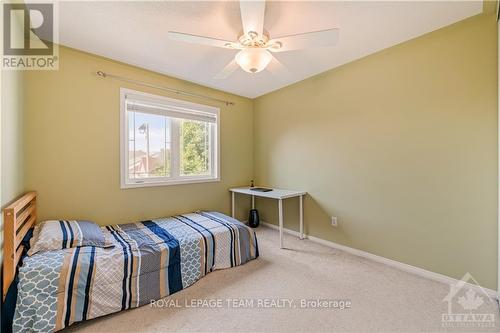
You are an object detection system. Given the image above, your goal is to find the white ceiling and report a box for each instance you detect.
[58,1,483,98]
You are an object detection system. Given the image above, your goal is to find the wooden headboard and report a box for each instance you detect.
[2,192,37,300]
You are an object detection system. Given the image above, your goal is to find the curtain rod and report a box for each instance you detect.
[95,71,235,106]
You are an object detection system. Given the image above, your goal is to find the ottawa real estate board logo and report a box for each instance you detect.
[442,273,496,328]
[3,2,58,70]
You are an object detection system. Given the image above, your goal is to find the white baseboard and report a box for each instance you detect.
[260,222,498,299]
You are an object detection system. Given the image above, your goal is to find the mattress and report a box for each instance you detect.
[12,212,258,332]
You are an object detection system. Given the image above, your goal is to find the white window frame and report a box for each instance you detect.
[120,88,220,189]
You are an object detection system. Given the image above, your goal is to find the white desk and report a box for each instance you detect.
[229,187,307,248]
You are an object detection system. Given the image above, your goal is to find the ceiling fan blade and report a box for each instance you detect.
[168,31,239,49]
[266,55,292,80]
[268,28,339,52]
[214,60,240,79]
[240,0,266,36]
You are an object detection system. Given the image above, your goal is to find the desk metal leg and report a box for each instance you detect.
[278,199,284,249]
[299,195,304,239]
[252,195,255,209]
[231,192,235,218]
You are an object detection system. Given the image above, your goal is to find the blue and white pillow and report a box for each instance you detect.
[28,220,112,256]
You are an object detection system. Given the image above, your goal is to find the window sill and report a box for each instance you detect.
[121,177,220,189]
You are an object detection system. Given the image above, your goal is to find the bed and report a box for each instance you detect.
[2,192,259,332]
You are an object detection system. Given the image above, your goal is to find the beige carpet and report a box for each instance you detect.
[66,226,499,333]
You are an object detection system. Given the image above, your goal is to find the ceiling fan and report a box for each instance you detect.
[168,0,339,79]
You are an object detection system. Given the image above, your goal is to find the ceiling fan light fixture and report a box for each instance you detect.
[169,1,340,79]
[235,48,272,73]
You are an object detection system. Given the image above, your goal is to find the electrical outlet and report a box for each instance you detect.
[331,216,338,227]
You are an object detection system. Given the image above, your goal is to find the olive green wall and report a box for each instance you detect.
[253,10,498,289]
[1,69,26,262]
[0,11,26,266]
[24,46,253,226]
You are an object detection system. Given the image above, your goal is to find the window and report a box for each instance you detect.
[120,88,219,188]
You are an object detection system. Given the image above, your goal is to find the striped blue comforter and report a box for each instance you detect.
[13,212,258,332]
